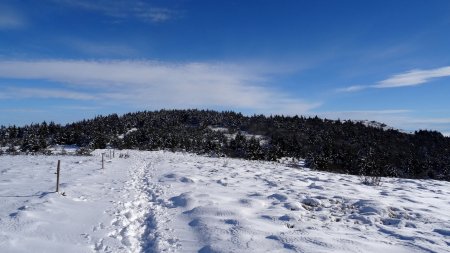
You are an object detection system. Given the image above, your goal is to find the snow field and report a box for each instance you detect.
[0,152,150,253]
[150,152,450,253]
[0,150,450,253]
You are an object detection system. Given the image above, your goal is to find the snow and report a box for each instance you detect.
[118,128,138,139]
[1,150,450,253]
[207,126,229,133]
[354,120,396,131]
[48,144,80,154]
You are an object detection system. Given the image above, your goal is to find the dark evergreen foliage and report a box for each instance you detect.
[1,109,449,181]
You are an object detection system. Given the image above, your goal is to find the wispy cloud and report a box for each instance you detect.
[56,105,101,111]
[0,5,25,29]
[374,66,450,88]
[340,66,450,92]
[0,108,45,113]
[0,87,96,100]
[52,0,179,23]
[337,85,367,92]
[136,7,174,23]
[405,117,450,124]
[0,59,319,115]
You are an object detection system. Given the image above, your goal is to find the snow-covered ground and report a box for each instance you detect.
[0,151,449,253]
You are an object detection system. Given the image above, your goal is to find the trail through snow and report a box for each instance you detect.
[103,152,179,253]
[0,150,449,253]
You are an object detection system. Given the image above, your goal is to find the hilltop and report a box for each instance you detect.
[1,109,449,180]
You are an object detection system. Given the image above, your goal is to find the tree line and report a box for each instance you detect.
[1,109,449,181]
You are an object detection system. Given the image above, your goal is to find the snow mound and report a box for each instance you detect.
[353,199,387,215]
[284,201,304,211]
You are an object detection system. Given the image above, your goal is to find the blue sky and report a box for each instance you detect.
[1,0,450,135]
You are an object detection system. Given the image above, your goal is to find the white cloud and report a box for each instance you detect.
[0,108,45,113]
[375,66,450,88]
[405,118,450,124]
[136,8,175,23]
[0,59,319,115]
[337,85,367,92]
[53,0,178,23]
[0,87,96,100]
[340,66,450,92]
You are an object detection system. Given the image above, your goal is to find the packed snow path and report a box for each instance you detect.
[0,151,449,253]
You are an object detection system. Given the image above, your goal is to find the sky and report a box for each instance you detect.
[0,0,450,135]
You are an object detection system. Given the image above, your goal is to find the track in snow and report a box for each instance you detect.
[97,153,179,253]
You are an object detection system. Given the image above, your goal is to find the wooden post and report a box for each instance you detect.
[102,153,105,169]
[56,160,60,192]
[113,149,115,158]
[110,149,112,158]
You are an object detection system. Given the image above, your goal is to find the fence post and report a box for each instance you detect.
[102,153,105,169]
[56,160,60,192]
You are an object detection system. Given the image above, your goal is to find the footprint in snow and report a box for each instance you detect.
[180,177,195,183]
[433,228,450,236]
[247,192,263,198]
[308,183,324,190]
[238,198,252,206]
[94,238,105,251]
[216,179,228,186]
[9,205,28,218]
[224,219,239,225]
[267,193,288,202]
[263,179,278,187]
[80,233,91,243]
[266,235,297,251]
[188,218,202,227]
[169,193,194,208]
[93,222,105,232]
[280,213,302,223]
[198,245,220,253]
[159,173,178,182]
[302,197,322,207]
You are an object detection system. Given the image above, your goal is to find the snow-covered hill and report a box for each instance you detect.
[0,151,449,253]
